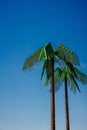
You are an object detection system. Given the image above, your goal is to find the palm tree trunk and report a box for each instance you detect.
[50,58,55,130]
[65,76,70,130]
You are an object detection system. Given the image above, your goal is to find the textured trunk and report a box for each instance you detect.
[50,58,55,130]
[65,76,70,130]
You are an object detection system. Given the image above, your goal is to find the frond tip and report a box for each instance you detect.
[22,47,43,71]
[75,68,87,84]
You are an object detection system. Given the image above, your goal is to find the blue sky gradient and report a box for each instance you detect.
[0,0,87,130]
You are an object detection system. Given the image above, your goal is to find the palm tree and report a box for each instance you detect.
[23,43,81,130]
[54,44,82,130]
[23,42,57,130]
[52,62,87,130]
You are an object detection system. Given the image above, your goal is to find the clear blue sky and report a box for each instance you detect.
[0,0,87,130]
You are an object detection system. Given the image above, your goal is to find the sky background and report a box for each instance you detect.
[0,0,87,130]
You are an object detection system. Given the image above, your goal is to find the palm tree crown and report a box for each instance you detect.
[53,62,87,93]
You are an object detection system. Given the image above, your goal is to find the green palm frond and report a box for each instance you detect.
[61,71,66,81]
[61,66,68,80]
[54,78,63,92]
[65,63,86,92]
[38,48,45,61]
[41,60,46,80]
[52,68,63,92]
[40,42,55,83]
[54,55,66,69]
[54,67,62,82]
[54,64,83,93]
[66,62,76,76]
[67,71,81,93]
[74,67,87,84]
[23,47,43,70]
[55,44,80,66]
[38,42,54,61]
[66,65,80,93]
[67,75,77,93]
[72,77,81,92]
[41,60,51,81]
[44,67,63,91]
[44,42,54,60]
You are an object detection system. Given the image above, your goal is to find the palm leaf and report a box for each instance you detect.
[66,65,80,93]
[40,42,55,82]
[54,67,62,82]
[54,78,63,92]
[23,47,43,70]
[74,67,87,84]
[39,42,54,62]
[38,48,45,61]
[66,62,76,76]
[42,60,52,84]
[54,55,66,69]
[52,68,63,92]
[41,60,46,80]
[72,77,81,92]
[68,76,76,93]
[44,67,63,92]
[55,44,80,66]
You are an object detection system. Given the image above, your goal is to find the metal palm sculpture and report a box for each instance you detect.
[45,44,87,130]
[23,42,57,130]
[46,62,87,130]
[23,42,81,130]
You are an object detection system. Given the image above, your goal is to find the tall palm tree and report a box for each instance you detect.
[50,62,87,130]
[23,42,56,130]
[23,42,80,130]
[54,44,84,130]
